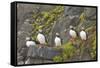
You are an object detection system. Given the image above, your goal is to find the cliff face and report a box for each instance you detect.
[17,3,97,64]
[17,4,56,51]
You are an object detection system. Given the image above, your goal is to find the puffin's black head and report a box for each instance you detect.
[38,29,43,34]
[81,27,85,31]
[26,37,31,41]
[56,33,60,37]
[70,25,74,29]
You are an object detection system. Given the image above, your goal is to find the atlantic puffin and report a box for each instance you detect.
[69,25,78,44]
[37,29,46,47]
[26,37,36,47]
[25,37,36,64]
[79,27,87,41]
[54,33,62,46]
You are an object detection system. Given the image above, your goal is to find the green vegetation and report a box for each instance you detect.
[88,26,96,59]
[79,12,86,23]
[31,6,64,41]
[53,56,63,62]
[91,36,96,59]
[53,42,76,62]
[62,42,76,61]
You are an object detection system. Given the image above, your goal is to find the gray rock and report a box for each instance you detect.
[26,46,61,60]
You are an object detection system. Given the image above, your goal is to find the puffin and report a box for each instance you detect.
[25,37,36,47]
[25,37,36,64]
[79,27,87,41]
[54,33,62,46]
[69,25,78,44]
[37,29,46,47]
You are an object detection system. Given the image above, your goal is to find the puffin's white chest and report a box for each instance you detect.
[80,31,87,40]
[54,37,61,46]
[69,30,77,38]
[26,41,36,47]
[37,33,46,44]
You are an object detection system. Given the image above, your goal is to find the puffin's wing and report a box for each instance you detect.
[36,34,39,42]
[86,31,88,40]
[61,38,63,45]
[44,34,48,43]
[75,30,78,37]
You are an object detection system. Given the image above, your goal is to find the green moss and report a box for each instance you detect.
[85,25,96,60]
[53,56,63,62]
[62,42,76,60]
[90,36,96,59]
[53,42,76,62]
[79,12,85,23]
